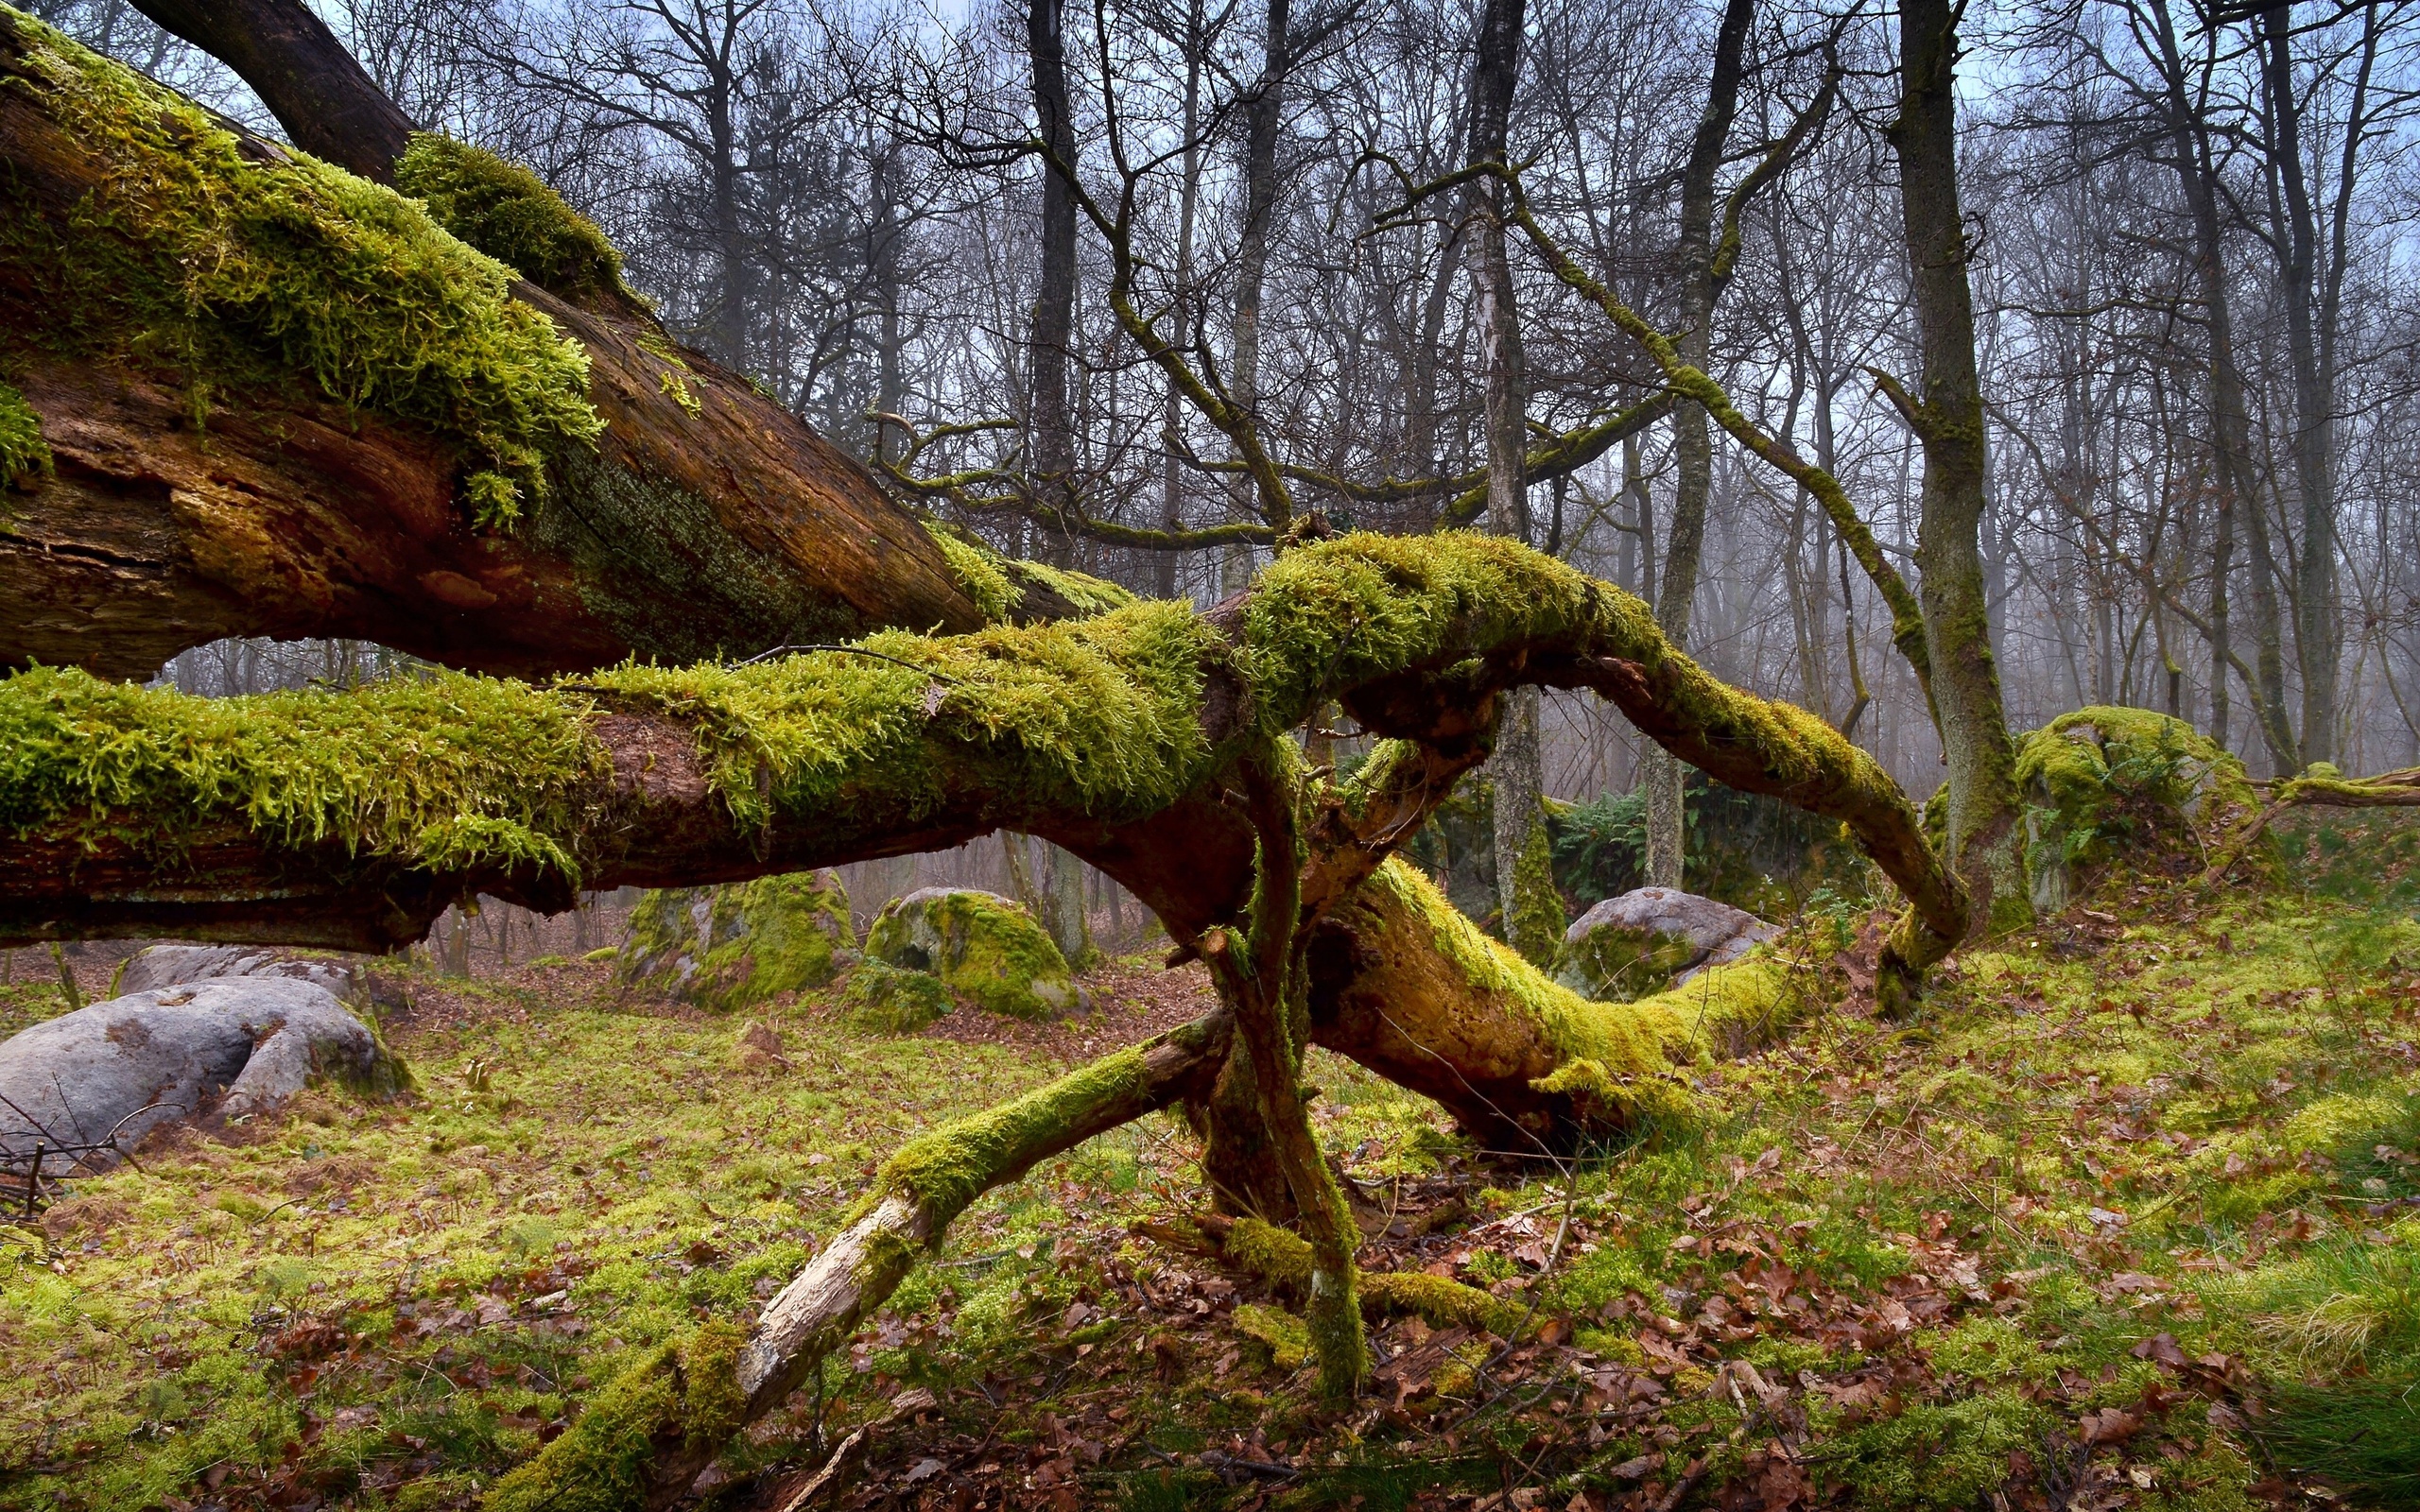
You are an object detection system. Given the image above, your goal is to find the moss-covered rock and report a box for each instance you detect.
[837,958,953,1034]
[617,869,855,1012]
[863,887,1080,1021]
[2014,707,2257,911]
[1553,886,1776,1003]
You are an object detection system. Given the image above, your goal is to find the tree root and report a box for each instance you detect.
[1188,1211,1529,1338]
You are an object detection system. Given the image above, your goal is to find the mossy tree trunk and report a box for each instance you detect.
[0,11,1097,683]
[1884,0,2029,941]
[0,16,1987,1480]
[1642,0,1754,892]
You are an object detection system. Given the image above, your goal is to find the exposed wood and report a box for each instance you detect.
[0,14,1060,682]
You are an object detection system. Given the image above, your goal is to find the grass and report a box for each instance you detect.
[4,814,2418,1508]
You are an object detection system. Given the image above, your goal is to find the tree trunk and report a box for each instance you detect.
[2144,0,2300,775]
[1463,0,1548,941]
[0,15,1094,681]
[1155,0,1207,600]
[0,527,1967,994]
[1642,0,1754,891]
[1224,0,1292,561]
[1028,0,1080,563]
[1888,0,2028,934]
[2257,1,2354,770]
[125,0,414,180]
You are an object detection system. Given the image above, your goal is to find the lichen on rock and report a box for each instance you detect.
[1553,886,1777,1004]
[863,887,1079,1021]
[617,869,855,1013]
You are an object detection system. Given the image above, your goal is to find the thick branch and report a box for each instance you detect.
[127,0,413,179]
[0,15,1082,681]
[0,533,1965,971]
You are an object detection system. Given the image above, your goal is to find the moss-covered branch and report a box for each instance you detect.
[0,9,1004,679]
[0,533,1962,978]
[1484,170,1936,725]
[486,1011,1231,1510]
[2201,762,2420,885]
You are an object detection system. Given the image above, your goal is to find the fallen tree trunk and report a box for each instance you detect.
[0,533,1964,970]
[0,14,1983,1473]
[0,12,1097,680]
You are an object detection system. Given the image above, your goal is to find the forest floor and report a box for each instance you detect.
[3,815,2418,1512]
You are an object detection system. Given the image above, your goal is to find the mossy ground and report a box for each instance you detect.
[6,813,2418,1509]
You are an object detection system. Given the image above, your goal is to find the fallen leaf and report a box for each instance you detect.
[2080,1406,2141,1445]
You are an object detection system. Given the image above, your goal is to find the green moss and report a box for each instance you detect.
[588,597,1220,835]
[393,134,625,304]
[0,662,601,882]
[1552,921,1703,1004]
[864,889,1076,1021]
[618,869,855,1012]
[873,1040,1155,1225]
[837,958,954,1033]
[925,523,1015,623]
[1507,813,1565,968]
[1232,1301,1310,1369]
[1358,1270,1522,1336]
[480,1320,745,1512]
[0,14,603,524]
[0,380,50,490]
[1219,1218,1516,1335]
[1224,1215,1314,1286]
[1371,858,1698,1121]
[1006,558,1136,617]
[2014,707,2256,907]
[1813,1389,2051,1510]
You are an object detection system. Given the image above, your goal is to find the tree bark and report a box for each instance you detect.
[126,0,414,180]
[1643,0,1754,891]
[0,15,1078,681]
[1887,0,2028,933]
[1462,0,1547,939]
[1028,0,1081,563]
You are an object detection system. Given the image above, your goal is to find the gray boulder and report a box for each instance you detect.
[119,943,357,999]
[0,978,405,1167]
[1554,887,1778,1003]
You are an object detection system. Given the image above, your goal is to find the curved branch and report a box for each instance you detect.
[0,533,1965,973]
[1490,167,1938,725]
